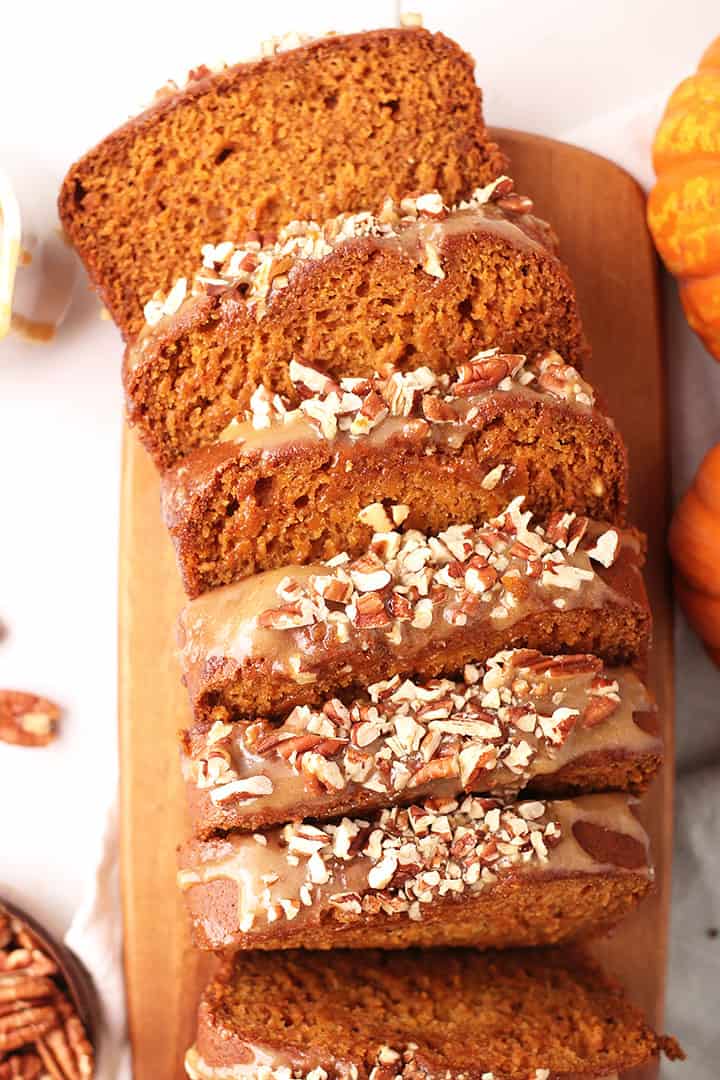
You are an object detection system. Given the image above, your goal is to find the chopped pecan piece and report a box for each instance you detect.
[520,654,602,678]
[409,757,459,788]
[453,355,509,392]
[353,593,391,628]
[495,192,534,214]
[582,696,620,727]
[421,395,456,422]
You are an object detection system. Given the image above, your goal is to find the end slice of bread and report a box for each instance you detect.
[186,947,684,1078]
[59,27,506,339]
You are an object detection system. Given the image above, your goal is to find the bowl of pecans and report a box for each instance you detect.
[0,900,96,1078]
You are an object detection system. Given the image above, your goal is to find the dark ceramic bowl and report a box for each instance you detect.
[0,896,100,1051]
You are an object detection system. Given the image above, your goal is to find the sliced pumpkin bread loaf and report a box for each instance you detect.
[177,501,650,723]
[178,792,652,952]
[59,27,506,340]
[125,182,589,468]
[185,946,682,1079]
[182,649,661,839]
[163,351,627,596]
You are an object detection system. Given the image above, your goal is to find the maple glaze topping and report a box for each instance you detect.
[177,793,650,937]
[183,650,658,820]
[185,1044,621,1080]
[178,499,641,704]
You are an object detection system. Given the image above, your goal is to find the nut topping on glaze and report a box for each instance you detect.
[217,349,595,446]
[187,650,634,807]
[143,176,533,325]
[184,1048,559,1080]
[181,794,565,933]
[253,498,623,650]
[225,349,595,442]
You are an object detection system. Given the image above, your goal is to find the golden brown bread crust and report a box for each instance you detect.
[58,27,506,339]
[191,947,681,1079]
[124,212,589,470]
[162,390,628,598]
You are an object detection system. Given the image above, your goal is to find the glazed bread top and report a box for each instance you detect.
[177,499,649,719]
[178,792,651,944]
[182,650,660,835]
[133,180,553,343]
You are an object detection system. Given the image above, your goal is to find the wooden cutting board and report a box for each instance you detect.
[118,129,673,1080]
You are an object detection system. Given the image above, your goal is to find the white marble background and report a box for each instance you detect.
[1,1,718,1076]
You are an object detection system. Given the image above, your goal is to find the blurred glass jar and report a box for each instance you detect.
[0,162,79,344]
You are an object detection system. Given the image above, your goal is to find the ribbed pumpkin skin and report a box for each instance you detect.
[669,444,720,666]
[648,36,720,360]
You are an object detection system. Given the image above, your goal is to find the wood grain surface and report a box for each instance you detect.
[118,129,673,1080]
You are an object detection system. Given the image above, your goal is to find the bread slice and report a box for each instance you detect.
[58,27,506,339]
[177,502,650,723]
[182,649,661,839]
[163,352,628,596]
[185,947,683,1079]
[177,792,652,952]
[124,182,589,469]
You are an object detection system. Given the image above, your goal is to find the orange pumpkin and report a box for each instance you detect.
[648,36,720,360]
[669,443,720,665]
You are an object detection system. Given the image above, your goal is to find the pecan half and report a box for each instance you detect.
[37,1004,94,1079]
[0,691,60,747]
[0,1050,46,1078]
[0,1004,58,1054]
[495,192,534,214]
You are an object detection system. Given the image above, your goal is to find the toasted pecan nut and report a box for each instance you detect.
[495,192,534,214]
[0,1050,46,1078]
[0,974,57,1005]
[0,691,60,747]
[0,1004,58,1054]
[37,1007,94,1080]
[0,948,57,977]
